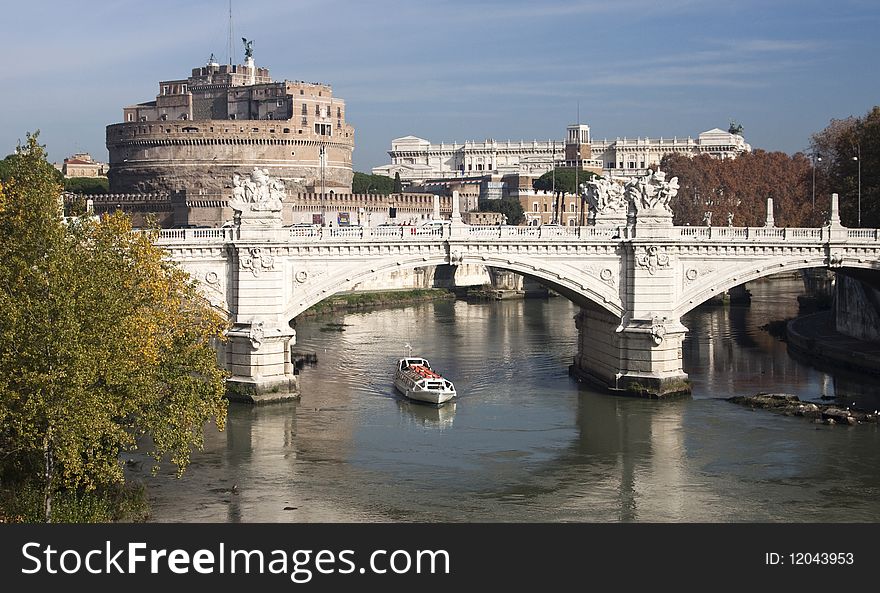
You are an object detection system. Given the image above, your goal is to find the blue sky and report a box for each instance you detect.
[2,0,878,171]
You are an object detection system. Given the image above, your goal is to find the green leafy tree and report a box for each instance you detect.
[0,133,228,522]
[352,172,394,194]
[532,168,597,196]
[477,197,525,225]
[64,176,109,195]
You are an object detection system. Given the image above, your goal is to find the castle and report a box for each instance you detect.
[106,44,354,195]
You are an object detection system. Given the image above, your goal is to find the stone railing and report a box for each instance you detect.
[150,223,880,246]
[676,226,827,241]
[155,227,238,243]
[847,229,880,241]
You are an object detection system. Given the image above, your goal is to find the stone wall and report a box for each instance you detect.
[106,120,354,194]
[834,274,880,341]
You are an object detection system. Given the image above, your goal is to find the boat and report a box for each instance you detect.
[394,357,457,404]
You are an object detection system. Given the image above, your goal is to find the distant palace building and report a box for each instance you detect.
[106,47,354,194]
[58,153,109,178]
[372,123,751,189]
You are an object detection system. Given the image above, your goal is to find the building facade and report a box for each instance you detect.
[106,52,354,194]
[60,153,109,178]
[373,124,751,184]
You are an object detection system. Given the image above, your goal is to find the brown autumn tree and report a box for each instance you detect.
[811,106,880,228]
[661,150,819,227]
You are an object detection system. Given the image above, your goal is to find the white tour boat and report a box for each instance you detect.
[394,357,457,405]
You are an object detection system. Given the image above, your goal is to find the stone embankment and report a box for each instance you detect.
[786,311,880,376]
[728,393,878,426]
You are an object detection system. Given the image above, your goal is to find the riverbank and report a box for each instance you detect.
[786,311,880,377]
[296,288,455,317]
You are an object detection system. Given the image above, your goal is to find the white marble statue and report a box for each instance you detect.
[229,168,284,214]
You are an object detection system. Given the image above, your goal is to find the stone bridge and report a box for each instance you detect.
[154,169,880,401]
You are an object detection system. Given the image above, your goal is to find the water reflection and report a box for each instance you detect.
[395,399,457,429]
[129,276,880,523]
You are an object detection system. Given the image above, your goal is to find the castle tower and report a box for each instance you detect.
[106,52,354,195]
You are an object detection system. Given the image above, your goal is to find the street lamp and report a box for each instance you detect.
[852,144,861,227]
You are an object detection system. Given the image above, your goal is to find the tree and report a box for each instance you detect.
[532,168,598,196]
[393,172,403,193]
[64,176,109,195]
[352,172,394,194]
[478,197,525,225]
[661,150,817,227]
[811,106,880,227]
[0,133,228,522]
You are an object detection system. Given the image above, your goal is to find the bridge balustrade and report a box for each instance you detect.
[675,226,826,241]
[847,229,880,241]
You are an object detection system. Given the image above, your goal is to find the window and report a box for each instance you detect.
[568,218,575,226]
[337,107,341,118]
[181,84,187,94]
[570,203,576,212]
[607,162,615,169]
[127,113,133,122]
[302,104,308,115]
[315,104,320,116]
[532,203,539,212]
[543,203,548,212]
[628,162,636,169]
[277,99,284,106]
[640,161,645,169]
[162,85,169,95]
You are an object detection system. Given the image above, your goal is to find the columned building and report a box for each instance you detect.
[373,124,751,185]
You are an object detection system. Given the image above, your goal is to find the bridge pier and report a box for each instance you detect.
[225,323,298,403]
[571,307,690,398]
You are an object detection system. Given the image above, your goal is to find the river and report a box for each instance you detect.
[129,274,880,522]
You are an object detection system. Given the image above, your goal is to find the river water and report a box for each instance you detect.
[130,275,880,522]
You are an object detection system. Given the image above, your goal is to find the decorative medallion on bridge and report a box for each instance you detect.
[194,268,227,311]
[651,317,667,345]
[294,270,309,283]
[683,265,715,286]
[635,245,671,275]
[239,247,275,277]
[248,320,265,350]
[449,250,464,265]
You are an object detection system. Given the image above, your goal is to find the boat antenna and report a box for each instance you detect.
[404,342,412,357]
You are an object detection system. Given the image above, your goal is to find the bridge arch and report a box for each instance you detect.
[284,253,624,322]
[674,257,880,317]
